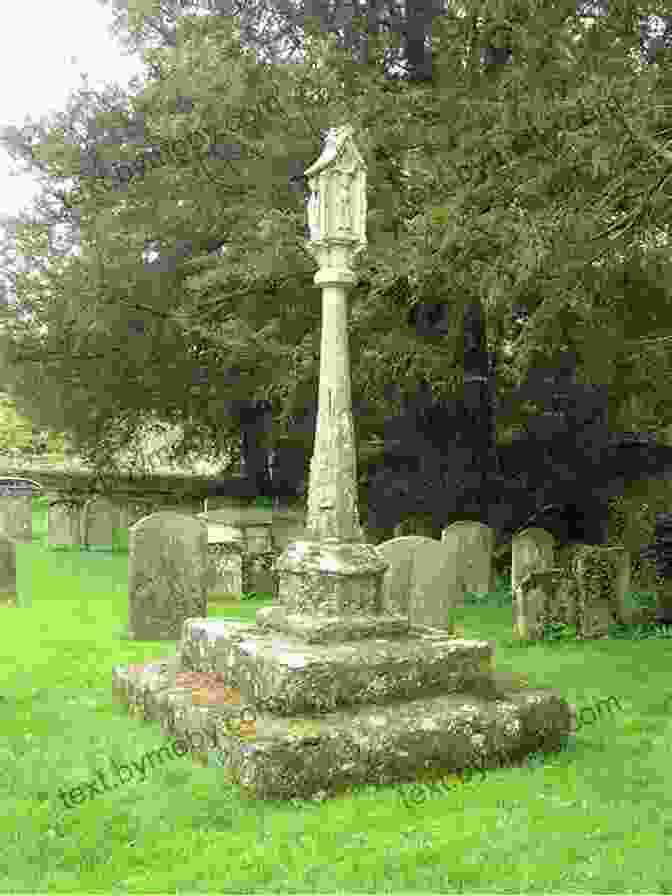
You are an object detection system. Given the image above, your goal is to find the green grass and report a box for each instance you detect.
[3,505,672,891]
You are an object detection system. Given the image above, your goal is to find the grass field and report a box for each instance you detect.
[2,501,672,892]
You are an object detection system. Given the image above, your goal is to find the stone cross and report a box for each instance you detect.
[261,124,392,638]
[302,124,367,544]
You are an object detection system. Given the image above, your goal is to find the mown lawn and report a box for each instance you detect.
[2,501,672,892]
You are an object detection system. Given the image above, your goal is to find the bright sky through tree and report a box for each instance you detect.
[0,1,147,221]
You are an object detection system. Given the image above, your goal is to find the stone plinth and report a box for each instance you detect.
[112,646,571,801]
[179,619,495,714]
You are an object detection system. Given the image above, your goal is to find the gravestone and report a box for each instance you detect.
[83,496,126,551]
[0,533,17,607]
[375,535,465,629]
[204,524,244,595]
[122,501,158,530]
[0,478,41,544]
[565,543,631,637]
[48,499,86,550]
[0,495,32,543]
[511,528,557,594]
[513,568,578,640]
[441,521,496,597]
[197,511,278,597]
[127,512,208,640]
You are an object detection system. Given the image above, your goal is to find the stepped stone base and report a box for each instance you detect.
[112,619,571,801]
[177,619,495,715]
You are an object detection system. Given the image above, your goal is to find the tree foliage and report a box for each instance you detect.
[1,1,671,542]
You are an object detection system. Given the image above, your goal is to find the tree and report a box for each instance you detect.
[2,1,672,541]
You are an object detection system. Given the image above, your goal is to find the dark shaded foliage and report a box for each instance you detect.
[639,512,672,581]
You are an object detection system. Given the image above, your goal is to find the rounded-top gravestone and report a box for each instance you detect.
[440,520,496,597]
[375,535,465,629]
[128,512,208,640]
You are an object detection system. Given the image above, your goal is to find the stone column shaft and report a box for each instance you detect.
[306,282,363,544]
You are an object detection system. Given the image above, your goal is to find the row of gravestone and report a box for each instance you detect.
[0,499,647,641]
[0,494,200,550]
[127,516,645,641]
[127,514,499,640]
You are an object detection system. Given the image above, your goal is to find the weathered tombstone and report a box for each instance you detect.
[127,512,208,640]
[121,501,157,530]
[0,478,41,543]
[513,568,579,640]
[376,535,465,627]
[47,499,86,550]
[197,511,278,597]
[511,528,557,594]
[204,523,244,595]
[565,543,631,637]
[441,521,496,597]
[268,510,307,553]
[0,533,17,607]
[83,496,126,551]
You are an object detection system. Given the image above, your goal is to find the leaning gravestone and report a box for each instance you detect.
[511,528,557,594]
[375,535,465,629]
[127,512,208,640]
[441,521,496,597]
[0,533,17,607]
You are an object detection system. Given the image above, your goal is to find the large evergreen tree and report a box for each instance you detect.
[1,0,671,541]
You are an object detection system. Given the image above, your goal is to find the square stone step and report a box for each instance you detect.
[112,657,571,801]
[177,618,497,715]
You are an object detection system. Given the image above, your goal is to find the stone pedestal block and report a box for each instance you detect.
[113,628,571,801]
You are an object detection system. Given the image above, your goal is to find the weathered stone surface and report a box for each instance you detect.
[565,543,631,637]
[514,543,632,640]
[202,520,277,597]
[511,528,556,594]
[375,536,464,629]
[83,496,125,550]
[0,532,17,607]
[112,656,571,801]
[513,568,579,640]
[127,512,208,640]
[47,499,86,549]
[269,511,308,552]
[0,495,32,543]
[441,521,496,597]
[178,618,495,715]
